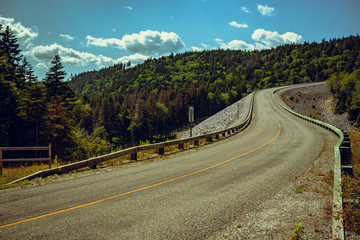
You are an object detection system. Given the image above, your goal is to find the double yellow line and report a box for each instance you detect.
[0,93,281,229]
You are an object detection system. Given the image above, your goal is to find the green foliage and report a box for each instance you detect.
[328,69,360,126]
[291,220,304,239]
[71,125,112,161]
[67,35,360,148]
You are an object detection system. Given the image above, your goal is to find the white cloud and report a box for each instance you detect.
[35,62,48,69]
[251,29,303,48]
[215,38,223,43]
[0,16,38,44]
[257,4,275,16]
[117,53,149,66]
[218,40,256,51]
[125,6,133,10]
[191,46,202,52]
[86,30,185,55]
[241,7,251,13]
[59,34,74,41]
[86,35,124,48]
[229,21,249,29]
[24,43,149,68]
[200,43,210,48]
[216,29,303,51]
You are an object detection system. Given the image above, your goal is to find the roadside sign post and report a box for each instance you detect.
[237,102,240,120]
[189,107,194,137]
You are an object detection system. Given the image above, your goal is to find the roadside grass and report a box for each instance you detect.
[342,130,360,234]
[0,160,65,186]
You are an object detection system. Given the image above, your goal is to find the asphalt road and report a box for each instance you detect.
[0,88,326,239]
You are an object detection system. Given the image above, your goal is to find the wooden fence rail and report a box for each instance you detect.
[0,144,52,176]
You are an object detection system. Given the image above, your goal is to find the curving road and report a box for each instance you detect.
[0,88,327,239]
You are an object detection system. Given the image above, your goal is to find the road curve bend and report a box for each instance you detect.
[0,88,328,239]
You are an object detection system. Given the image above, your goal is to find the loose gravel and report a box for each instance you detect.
[178,94,252,139]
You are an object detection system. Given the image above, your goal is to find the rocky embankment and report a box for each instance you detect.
[178,93,252,139]
[280,82,354,132]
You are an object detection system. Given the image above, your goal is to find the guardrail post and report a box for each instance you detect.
[89,162,97,169]
[342,165,353,177]
[215,135,219,140]
[222,132,226,137]
[131,152,137,161]
[0,149,2,176]
[194,140,199,146]
[179,143,184,150]
[206,137,212,142]
[340,146,350,165]
[341,141,350,148]
[158,147,165,155]
[48,144,52,169]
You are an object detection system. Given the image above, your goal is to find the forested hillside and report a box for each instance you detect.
[2,21,360,163]
[70,35,360,148]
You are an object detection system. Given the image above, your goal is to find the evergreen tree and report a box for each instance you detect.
[44,55,76,159]
[0,26,22,66]
[44,55,72,98]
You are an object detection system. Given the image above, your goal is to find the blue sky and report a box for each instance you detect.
[1,0,359,79]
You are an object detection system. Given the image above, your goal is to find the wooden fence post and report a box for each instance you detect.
[0,149,2,176]
[131,152,137,161]
[158,147,165,155]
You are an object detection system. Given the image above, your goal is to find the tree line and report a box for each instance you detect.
[70,35,360,149]
[0,25,111,161]
[2,22,360,162]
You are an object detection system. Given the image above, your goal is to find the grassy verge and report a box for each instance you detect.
[342,130,360,234]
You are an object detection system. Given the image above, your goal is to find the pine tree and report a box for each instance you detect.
[44,55,69,97]
[44,55,76,159]
[0,26,22,66]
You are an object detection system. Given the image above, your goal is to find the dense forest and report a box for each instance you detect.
[1,21,360,162]
[70,35,360,148]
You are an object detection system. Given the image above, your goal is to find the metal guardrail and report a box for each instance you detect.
[272,85,345,240]
[6,92,255,185]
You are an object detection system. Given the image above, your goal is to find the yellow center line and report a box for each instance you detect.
[0,93,281,229]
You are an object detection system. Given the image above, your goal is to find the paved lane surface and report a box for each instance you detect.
[0,88,326,239]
